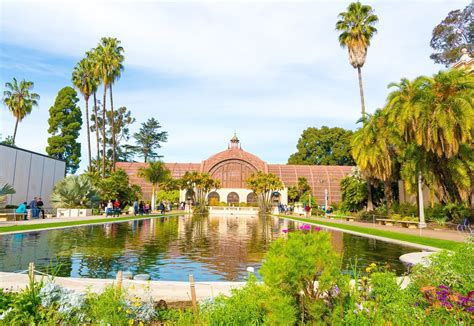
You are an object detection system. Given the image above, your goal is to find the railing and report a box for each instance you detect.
[208,206,259,215]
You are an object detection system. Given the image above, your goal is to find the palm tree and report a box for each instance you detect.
[352,109,400,212]
[137,161,171,211]
[336,1,378,120]
[2,78,40,145]
[50,175,99,208]
[94,37,124,173]
[72,58,96,168]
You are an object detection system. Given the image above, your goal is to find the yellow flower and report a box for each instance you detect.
[365,267,372,273]
[128,319,134,326]
[139,322,144,326]
[126,309,132,314]
[370,263,376,268]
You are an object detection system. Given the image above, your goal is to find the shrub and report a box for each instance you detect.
[50,175,99,209]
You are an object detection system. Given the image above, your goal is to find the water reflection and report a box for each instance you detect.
[0,215,417,281]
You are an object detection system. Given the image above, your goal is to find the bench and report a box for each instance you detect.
[0,212,27,222]
[398,221,419,229]
[376,219,397,226]
[345,216,355,222]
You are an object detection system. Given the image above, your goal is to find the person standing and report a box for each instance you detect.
[29,197,38,218]
[159,201,165,214]
[139,201,144,216]
[37,197,45,219]
[106,200,113,217]
[113,199,120,217]
[133,200,139,216]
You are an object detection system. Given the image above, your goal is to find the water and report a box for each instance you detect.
[0,215,419,281]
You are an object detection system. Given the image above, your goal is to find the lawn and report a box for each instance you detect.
[276,214,461,250]
[0,212,185,234]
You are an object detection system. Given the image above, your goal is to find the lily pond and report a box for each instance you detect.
[0,215,419,281]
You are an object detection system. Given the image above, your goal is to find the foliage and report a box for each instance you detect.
[0,184,15,209]
[340,170,368,212]
[137,161,171,210]
[46,86,83,174]
[0,135,14,146]
[246,171,284,213]
[429,3,473,66]
[288,176,312,203]
[91,169,141,207]
[133,118,168,162]
[177,171,220,214]
[50,174,99,209]
[156,190,179,204]
[2,77,40,145]
[288,126,355,166]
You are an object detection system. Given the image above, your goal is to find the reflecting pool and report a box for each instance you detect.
[0,215,419,281]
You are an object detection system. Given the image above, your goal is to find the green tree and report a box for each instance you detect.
[246,171,284,213]
[50,175,99,208]
[336,1,378,120]
[0,135,14,146]
[93,169,141,207]
[288,126,355,165]
[430,3,473,66]
[177,171,220,214]
[0,184,15,207]
[288,176,312,203]
[93,37,125,173]
[137,161,171,211]
[72,57,97,168]
[2,78,40,145]
[352,109,400,212]
[340,169,368,212]
[46,87,83,174]
[133,118,168,162]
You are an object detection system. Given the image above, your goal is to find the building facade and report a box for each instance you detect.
[117,135,353,205]
[0,144,66,207]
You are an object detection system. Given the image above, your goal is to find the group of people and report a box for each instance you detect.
[132,200,152,216]
[15,197,45,220]
[158,200,172,214]
[105,199,121,217]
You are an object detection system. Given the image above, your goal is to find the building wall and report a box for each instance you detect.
[179,187,289,205]
[0,144,66,207]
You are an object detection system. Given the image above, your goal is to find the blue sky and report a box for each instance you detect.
[0,0,470,172]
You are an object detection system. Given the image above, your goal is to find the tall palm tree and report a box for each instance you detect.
[72,58,95,168]
[2,78,40,145]
[336,1,378,120]
[137,161,171,211]
[352,109,400,212]
[94,37,124,173]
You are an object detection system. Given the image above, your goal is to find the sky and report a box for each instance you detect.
[0,0,470,172]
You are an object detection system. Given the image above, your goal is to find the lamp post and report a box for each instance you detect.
[324,189,328,217]
[418,172,427,228]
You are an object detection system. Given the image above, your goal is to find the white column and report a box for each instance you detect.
[418,172,427,228]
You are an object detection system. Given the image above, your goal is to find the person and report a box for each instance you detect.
[133,200,139,216]
[159,201,165,214]
[16,202,28,220]
[304,204,311,218]
[37,197,45,219]
[113,199,120,217]
[29,197,38,218]
[139,201,144,216]
[145,203,150,214]
[106,200,113,217]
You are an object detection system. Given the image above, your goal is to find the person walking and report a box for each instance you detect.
[113,199,120,217]
[133,200,139,216]
[139,201,144,216]
[106,200,113,217]
[159,201,165,214]
[37,197,45,219]
[29,197,38,218]
[304,204,311,218]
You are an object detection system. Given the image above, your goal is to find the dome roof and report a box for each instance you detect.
[202,147,267,173]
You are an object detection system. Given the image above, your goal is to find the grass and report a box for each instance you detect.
[0,212,185,234]
[276,214,461,251]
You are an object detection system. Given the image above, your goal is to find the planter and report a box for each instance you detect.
[57,208,93,218]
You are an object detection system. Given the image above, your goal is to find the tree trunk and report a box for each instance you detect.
[151,185,156,211]
[357,66,366,121]
[102,84,107,177]
[366,182,374,211]
[12,117,19,145]
[93,92,100,171]
[84,96,92,169]
[109,84,116,172]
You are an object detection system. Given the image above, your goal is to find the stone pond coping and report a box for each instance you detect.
[276,215,442,252]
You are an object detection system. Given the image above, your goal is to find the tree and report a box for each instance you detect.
[92,169,141,208]
[94,37,124,171]
[0,184,15,207]
[288,126,355,165]
[430,3,473,66]
[288,177,312,203]
[72,57,96,168]
[137,161,171,211]
[133,118,168,162]
[46,87,83,174]
[340,168,368,212]
[50,175,99,208]
[246,171,284,213]
[2,78,40,145]
[352,109,400,212]
[0,135,14,146]
[177,171,220,214]
[336,1,378,120]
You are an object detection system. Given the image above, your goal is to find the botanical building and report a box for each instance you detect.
[117,135,353,205]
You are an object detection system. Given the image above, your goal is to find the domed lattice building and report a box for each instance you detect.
[116,134,353,205]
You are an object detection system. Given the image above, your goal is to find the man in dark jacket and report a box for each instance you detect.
[37,197,45,219]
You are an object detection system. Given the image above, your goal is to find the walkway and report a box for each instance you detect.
[289,215,468,243]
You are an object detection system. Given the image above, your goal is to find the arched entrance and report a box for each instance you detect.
[227,192,240,204]
[246,192,258,206]
[208,191,220,205]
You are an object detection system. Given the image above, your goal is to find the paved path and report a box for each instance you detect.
[288,215,468,243]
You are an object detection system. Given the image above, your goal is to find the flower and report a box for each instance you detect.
[128,319,134,325]
[282,229,289,233]
[314,226,321,232]
[333,285,340,295]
